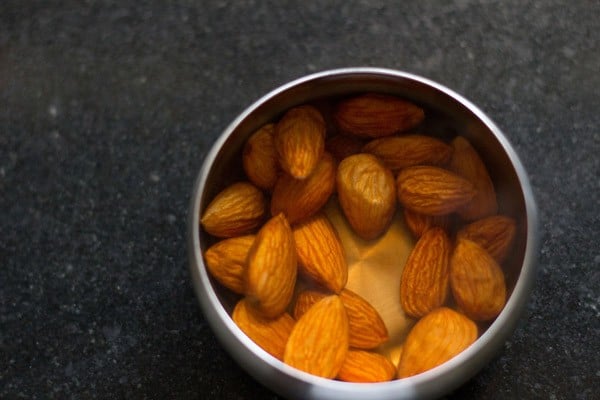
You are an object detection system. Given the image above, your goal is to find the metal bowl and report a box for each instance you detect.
[188,68,539,400]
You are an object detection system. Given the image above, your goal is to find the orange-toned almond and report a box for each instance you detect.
[232,298,295,360]
[270,152,336,224]
[403,208,452,238]
[204,235,255,294]
[284,295,349,378]
[334,93,425,138]
[397,307,478,378]
[337,153,396,240]
[293,213,348,293]
[396,166,477,216]
[200,182,267,238]
[242,123,279,190]
[450,238,507,321]
[457,215,517,264]
[337,350,396,383]
[448,136,498,220]
[274,105,326,179]
[362,134,453,171]
[400,227,451,318]
[325,134,365,162]
[294,288,388,349]
[245,213,297,318]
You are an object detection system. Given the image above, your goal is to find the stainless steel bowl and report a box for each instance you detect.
[188,68,539,400]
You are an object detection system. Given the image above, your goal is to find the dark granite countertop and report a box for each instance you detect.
[1,1,598,399]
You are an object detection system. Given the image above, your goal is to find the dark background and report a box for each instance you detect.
[1,1,598,399]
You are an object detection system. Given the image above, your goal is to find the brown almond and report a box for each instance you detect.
[204,235,255,294]
[274,105,326,179]
[337,350,396,383]
[400,227,452,318]
[403,208,452,238]
[245,213,297,318]
[200,182,267,238]
[325,134,365,162]
[293,213,348,293]
[284,295,349,378]
[450,238,507,321]
[396,166,477,216]
[334,93,425,138]
[242,123,279,190]
[457,215,517,264]
[270,152,336,224]
[337,153,396,240]
[397,307,478,378]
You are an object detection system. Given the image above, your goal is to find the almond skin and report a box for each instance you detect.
[400,227,452,318]
[334,93,425,138]
[283,295,349,379]
[450,238,507,321]
[232,298,295,361]
[397,307,478,378]
[457,215,517,264]
[362,134,453,171]
[448,136,498,220]
[242,123,279,190]
[245,213,297,318]
[325,134,365,162]
[270,152,336,224]
[294,288,388,349]
[396,166,477,216]
[204,235,255,294]
[337,350,396,383]
[293,213,348,293]
[403,208,452,239]
[337,153,396,240]
[274,105,326,179]
[200,182,267,238]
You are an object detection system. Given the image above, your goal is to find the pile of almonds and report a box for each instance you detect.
[200,93,517,382]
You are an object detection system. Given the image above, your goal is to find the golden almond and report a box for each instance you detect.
[403,208,452,238]
[242,123,280,190]
[337,350,396,383]
[457,215,517,264]
[204,235,255,294]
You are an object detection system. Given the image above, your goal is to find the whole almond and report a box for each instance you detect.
[448,136,498,220]
[337,350,396,383]
[457,215,517,264]
[293,213,348,293]
[232,298,295,360]
[200,182,267,238]
[400,227,451,318]
[274,105,326,179]
[245,213,297,318]
[294,288,388,349]
[397,307,478,378]
[337,153,396,240]
[396,166,477,216]
[325,134,365,162]
[450,238,507,321]
[362,134,453,171]
[334,93,425,138]
[270,152,336,224]
[403,208,452,238]
[284,295,349,378]
[204,235,255,294]
[242,123,279,190]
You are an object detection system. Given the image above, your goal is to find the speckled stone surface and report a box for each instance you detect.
[1,1,598,399]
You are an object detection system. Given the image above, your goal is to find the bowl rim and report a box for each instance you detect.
[188,67,539,399]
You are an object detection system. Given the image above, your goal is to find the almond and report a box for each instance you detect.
[400,227,451,318]
[337,350,396,383]
[283,295,349,378]
[457,215,517,264]
[274,105,326,179]
[204,235,255,294]
[397,307,478,378]
[325,134,365,162]
[242,123,279,190]
[448,136,498,220]
[334,93,425,138]
[337,153,396,240]
[200,182,267,238]
[270,152,336,224]
[362,134,453,171]
[232,298,295,360]
[245,213,297,318]
[294,288,388,349]
[293,213,348,293]
[450,238,507,321]
[396,166,477,216]
[403,208,452,238]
